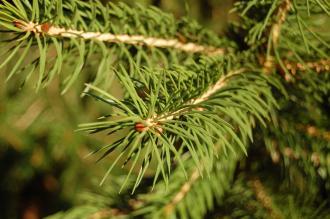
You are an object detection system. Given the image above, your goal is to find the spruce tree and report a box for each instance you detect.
[0,0,329,218]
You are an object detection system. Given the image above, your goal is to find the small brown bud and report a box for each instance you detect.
[41,23,51,32]
[13,20,24,29]
[135,122,149,132]
[134,121,163,135]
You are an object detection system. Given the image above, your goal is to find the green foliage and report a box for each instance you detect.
[77,55,281,190]
[215,175,330,219]
[0,0,329,218]
[133,154,237,219]
[0,0,234,93]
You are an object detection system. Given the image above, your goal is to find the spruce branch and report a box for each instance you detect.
[132,154,237,218]
[234,0,329,81]
[271,146,322,169]
[88,208,126,219]
[301,125,330,141]
[259,58,330,82]
[163,167,200,216]
[0,1,234,92]
[250,178,283,219]
[221,174,330,218]
[14,98,45,130]
[283,58,330,75]
[79,57,279,190]
[270,0,292,48]
[263,117,330,182]
[12,20,227,56]
[140,68,246,126]
[0,0,329,218]
[160,134,235,216]
[263,0,292,73]
[268,137,327,170]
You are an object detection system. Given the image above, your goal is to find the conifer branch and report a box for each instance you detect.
[14,99,45,130]
[302,125,330,141]
[283,59,330,75]
[80,59,279,188]
[13,20,227,56]
[132,155,237,218]
[141,68,246,128]
[267,122,329,172]
[0,0,329,218]
[279,125,329,166]
[190,68,246,104]
[0,1,234,92]
[164,168,200,215]
[88,209,125,219]
[250,178,283,219]
[281,147,321,167]
[263,0,292,73]
[271,0,292,47]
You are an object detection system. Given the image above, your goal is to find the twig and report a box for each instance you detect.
[263,0,292,73]
[134,68,245,133]
[14,20,227,56]
[191,68,246,105]
[280,125,329,166]
[0,125,24,150]
[14,99,45,130]
[163,168,200,215]
[158,68,245,120]
[250,178,283,219]
[279,147,321,167]
[269,123,330,166]
[88,208,127,219]
[143,68,245,128]
[299,124,330,141]
[284,59,330,75]
[271,0,292,47]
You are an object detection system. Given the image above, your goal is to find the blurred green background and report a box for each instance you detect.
[0,0,233,218]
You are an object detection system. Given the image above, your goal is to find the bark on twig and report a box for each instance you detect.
[14,20,227,56]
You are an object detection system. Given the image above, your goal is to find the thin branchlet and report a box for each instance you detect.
[143,68,246,126]
[191,68,246,104]
[13,20,226,56]
[250,178,283,219]
[269,123,329,165]
[263,0,292,73]
[283,59,330,75]
[302,125,330,141]
[88,208,127,219]
[164,168,200,215]
[271,0,292,47]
